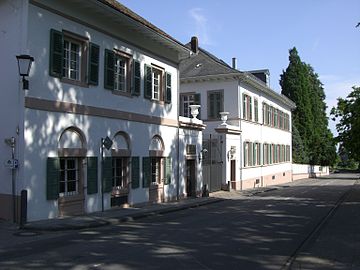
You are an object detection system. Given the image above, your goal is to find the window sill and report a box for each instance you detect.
[61,77,88,88]
[112,90,132,98]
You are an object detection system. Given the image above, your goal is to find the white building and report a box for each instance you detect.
[0,0,204,222]
[180,37,296,192]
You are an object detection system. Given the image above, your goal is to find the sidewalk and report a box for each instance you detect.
[23,196,224,232]
[0,177,311,233]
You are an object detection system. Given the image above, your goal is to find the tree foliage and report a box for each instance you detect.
[331,86,360,163]
[280,47,336,166]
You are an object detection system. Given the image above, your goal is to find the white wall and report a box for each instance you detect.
[27,4,179,121]
[180,79,239,122]
[0,0,28,203]
[19,2,187,221]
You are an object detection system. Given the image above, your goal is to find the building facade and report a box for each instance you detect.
[0,0,204,222]
[180,37,296,192]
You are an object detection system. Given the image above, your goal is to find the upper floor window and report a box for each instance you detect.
[254,98,259,122]
[262,101,290,131]
[152,68,161,100]
[63,39,81,80]
[114,55,128,92]
[144,64,171,104]
[180,93,201,118]
[243,94,252,121]
[50,29,99,86]
[104,49,140,96]
[208,90,224,119]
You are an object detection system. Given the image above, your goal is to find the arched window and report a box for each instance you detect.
[58,127,86,156]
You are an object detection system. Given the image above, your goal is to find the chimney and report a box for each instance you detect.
[191,36,199,54]
[232,57,237,69]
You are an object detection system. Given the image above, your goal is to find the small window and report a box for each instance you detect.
[180,93,201,118]
[114,55,128,92]
[144,64,171,103]
[59,158,79,197]
[152,68,162,100]
[112,157,129,188]
[63,39,81,80]
[50,29,98,86]
[104,50,132,95]
[151,157,161,184]
[242,94,252,121]
[208,90,224,119]
[254,99,259,122]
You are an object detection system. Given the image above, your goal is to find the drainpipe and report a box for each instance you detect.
[100,138,104,212]
[177,70,180,201]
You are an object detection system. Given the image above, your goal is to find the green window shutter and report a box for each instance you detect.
[104,49,115,90]
[249,96,253,120]
[164,157,172,185]
[103,157,113,193]
[194,93,201,119]
[88,43,100,85]
[49,29,63,78]
[87,157,98,194]
[46,157,60,200]
[132,60,141,96]
[142,157,151,188]
[208,92,215,118]
[131,157,140,189]
[144,64,152,99]
[165,72,172,104]
[243,143,247,167]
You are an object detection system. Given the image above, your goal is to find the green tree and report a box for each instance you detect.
[331,86,360,163]
[280,47,336,165]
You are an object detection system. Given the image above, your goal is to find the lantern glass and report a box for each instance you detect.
[16,55,34,77]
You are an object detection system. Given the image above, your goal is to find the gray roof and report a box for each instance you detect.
[180,44,238,78]
[180,43,296,109]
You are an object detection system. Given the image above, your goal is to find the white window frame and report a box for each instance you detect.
[151,157,161,184]
[112,157,129,188]
[59,158,79,197]
[152,68,162,101]
[181,94,196,118]
[114,55,128,93]
[63,39,81,81]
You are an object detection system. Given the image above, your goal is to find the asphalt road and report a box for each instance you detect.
[0,173,359,270]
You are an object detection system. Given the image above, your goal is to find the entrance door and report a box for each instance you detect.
[186,160,196,197]
[58,157,84,216]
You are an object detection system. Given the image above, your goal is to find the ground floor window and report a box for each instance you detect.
[59,158,79,196]
[112,157,129,188]
[151,157,161,184]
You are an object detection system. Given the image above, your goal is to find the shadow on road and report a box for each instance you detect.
[0,175,359,270]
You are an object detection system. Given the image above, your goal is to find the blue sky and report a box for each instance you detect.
[120,0,360,134]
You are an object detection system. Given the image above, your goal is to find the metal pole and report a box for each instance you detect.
[101,138,104,212]
[10,137,16,223]
[209,134,212,192]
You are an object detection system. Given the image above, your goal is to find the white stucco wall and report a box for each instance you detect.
[24,108,181,221]
[0,0,29,219]
[27,4,179,121]
[180,76,294,189]
[4,1,194,221]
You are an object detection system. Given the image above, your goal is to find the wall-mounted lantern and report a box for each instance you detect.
[16,54,34,90]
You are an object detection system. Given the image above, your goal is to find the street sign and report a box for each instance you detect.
[103,136,113,150]
[4,159,19,169]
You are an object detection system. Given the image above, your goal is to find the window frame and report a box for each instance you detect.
[207,90,224,120]
[61,31,89,87]
[112,157,130,189]
[59,157,80,197]
[151,157,162,184]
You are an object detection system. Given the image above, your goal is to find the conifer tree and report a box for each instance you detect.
[280,47,336,165]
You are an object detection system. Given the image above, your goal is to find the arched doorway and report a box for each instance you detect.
[57,127,87,216]
[110,132,131,207]
[148,135,165,203]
